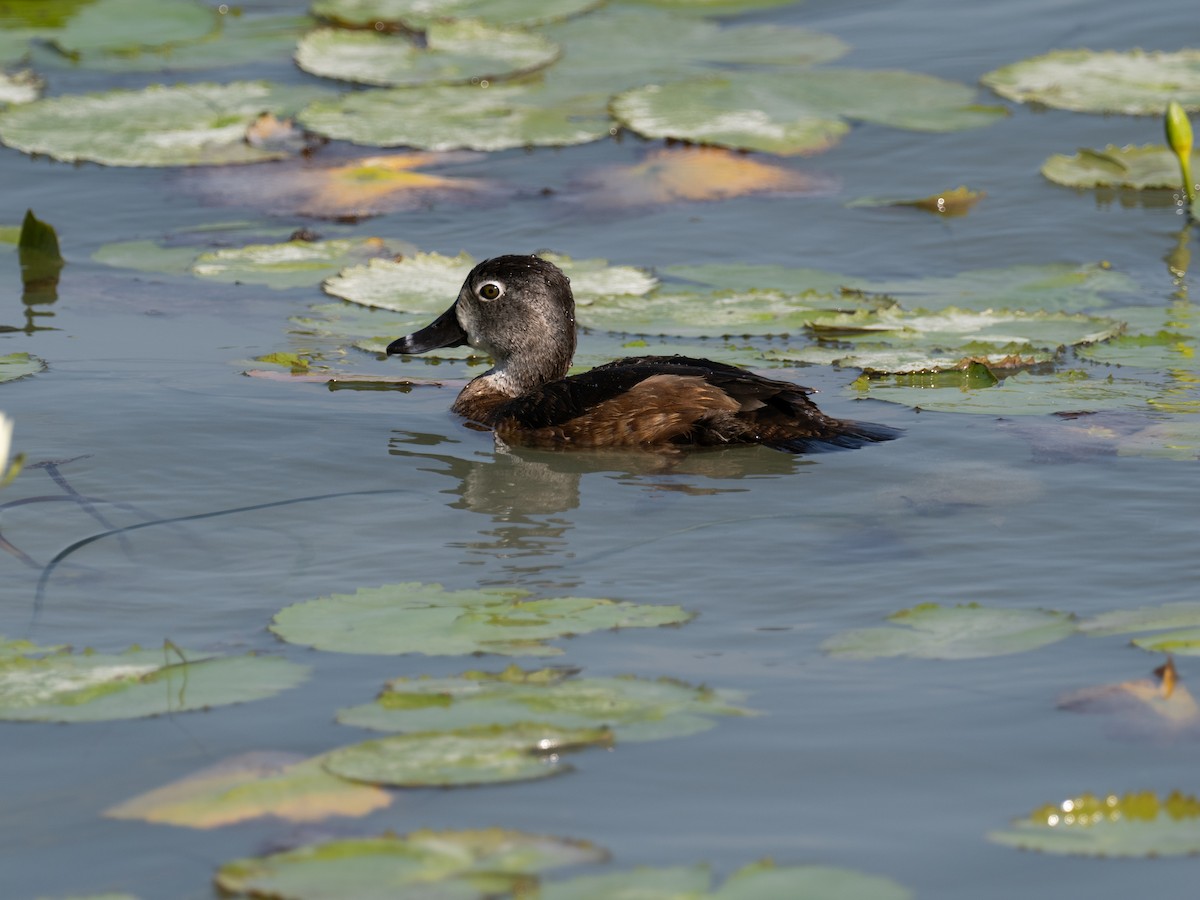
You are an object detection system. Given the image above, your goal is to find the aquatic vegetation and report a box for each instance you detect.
[310,0,601,29]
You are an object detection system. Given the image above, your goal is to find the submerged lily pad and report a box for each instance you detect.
[311,0,600,29]
[1042,144,1200,189]
[0,643,308,722]
[982,49,1200,115]
[104,751,391,829]
[323,721,612,786]
[989,791,1200,856]
[822,603,1076,660]
[0,81,329,166]
[337,665,753,741]
[0,351,47,383]
[191,236,412,290]
[215,828,607,900]
[271,582,693,656]
[295,21,559,88]
[849,185,985,216]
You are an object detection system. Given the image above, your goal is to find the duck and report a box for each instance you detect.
[386,254,900,453]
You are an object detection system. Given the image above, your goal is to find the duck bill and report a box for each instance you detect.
[387,304,468,355]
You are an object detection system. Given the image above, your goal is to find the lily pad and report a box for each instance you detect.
[311,0,601,29]
[50,0,215,57]
[191,236,413,290]
[0,69,42,105]
[295,21,559,87]
[982,49,1200,115]
[0,81,329,166]
[0,643,309,722]
[336,665,753,741]
[612,69,1005,155]
[1059,659,1200,737]
[538,864,712,899]
[622,0,806,11]
[1042,144,1200,189]
[0,351,47,383]
[765,345,1053,376]
[215,828,607,900]
[1080,601,1200,637]
[989,791,1200,856]
[104,751,391,829]
[821,603,1076,660]
[270,582,693,656]
[323,721,612,786]
[848,185,985,216]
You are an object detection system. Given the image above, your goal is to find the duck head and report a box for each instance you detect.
[387,255,577,397]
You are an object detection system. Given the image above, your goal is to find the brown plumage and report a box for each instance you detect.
[387,255,900,453]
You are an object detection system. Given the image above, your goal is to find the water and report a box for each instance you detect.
[2,0,1199,897]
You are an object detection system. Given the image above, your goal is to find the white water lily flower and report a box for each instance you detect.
[0,411,23,488]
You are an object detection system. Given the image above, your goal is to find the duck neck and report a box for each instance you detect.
[452,339,574,424]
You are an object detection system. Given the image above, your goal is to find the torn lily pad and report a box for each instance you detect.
[270,582,693,656]
[0,642,309,722]
[0,81,329,166]
[336,665,754,742]
[983,49,1200,115]
[215,828,607,899]
[323,722,612,786]
[0,351,47,384]
[821,603,1076,660]
[295,21,559,87]
[104,751,391,829]
[1042,144,1200,189]
[191,236,413,290]
[989,791,1200,856]
[311,0,601,29]
[0,69,42,106]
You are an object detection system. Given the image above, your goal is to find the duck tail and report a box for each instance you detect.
[765,420,903,454]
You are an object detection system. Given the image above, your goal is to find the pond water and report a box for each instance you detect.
[2,0,1199,897]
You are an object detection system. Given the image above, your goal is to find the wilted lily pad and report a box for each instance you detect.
[0,351,47,383]
[311,0,600,29]
[295,21,559,87]
[271,582,693,656]
[0,81,329,166]
[336,665,753,741]
[191,236,412,290]
[104,751,391,829]
[323,721,612,786]
[215,828,607,899]
[821,603,1076,660]
[0,69,42,105]
[849,185,985,216]
[1042,144,1200,189]
[0,643,309,722]
[989,791,1200,856]
[982,49,1200,115]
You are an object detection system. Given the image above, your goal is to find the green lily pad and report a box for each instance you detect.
[989,791,1200,856]
[0,643,309,722]
[336,665,753,742]
[191,237,412,291]
[311,0,601,29]
[1042,144,1200,189]
[0,69,42,105]
[104,751,392,829]
[0,351,47,383]
[1080,602,1200,638]
[0,81,329,166]
[295,21,559,88]
[1076,306,1196,367]
[270,582,693,656]
[538,864,712,899]
[612,69,1005,155]
[982,49,1200,115]
[809,306,1123,348]
[821,603,1076,660]
[765,345,1053,375]
[215,828,607,900]
[323,721,612,786]
[713,860,912,900]
[622,0,805,11]
[50,0,215,56]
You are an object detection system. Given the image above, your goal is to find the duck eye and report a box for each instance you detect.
[477,281,503,301]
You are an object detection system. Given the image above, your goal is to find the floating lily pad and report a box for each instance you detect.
[1076,306,1195,368]
[622,0,805,11]
[982,49,1200,115]
[271,582,693,656]
[989,791,1200,856]
[215,828,607,900]
[0,69,41,105]
[191,236,413,290]
[0,351,47,383]
[575,146,831,207]
[0,81,329,166]
[765,345,1053,376]
[539,864,712,899]
[295,21,559,87]
[104,751,391,829]
[1080,602,1200,637]
[0,643,309,722]
[324,721,612,786]
[848,185,985,216]
[713,860,913,900]
[336,665,753,742]
[1042,144,1200,189]
[311,0,600,29]
[821,603,1076,660]
[50,0,215,57]
[612,69,1005,155]
[185,152,495,219]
